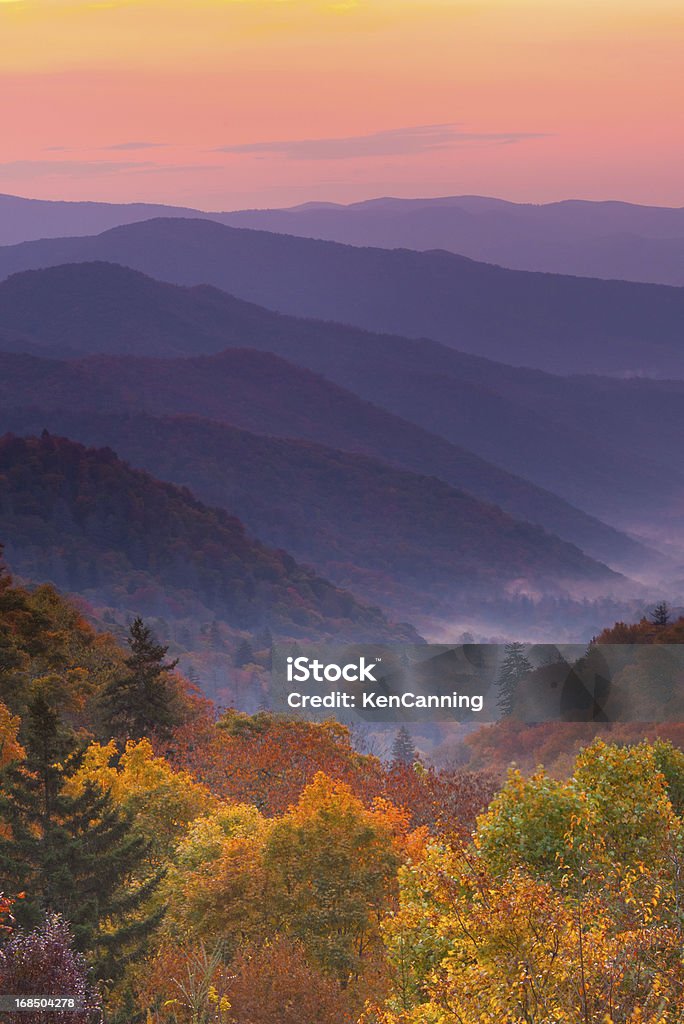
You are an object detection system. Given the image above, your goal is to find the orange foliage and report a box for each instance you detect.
[381,762,498,838]
[595,615,684,644]
[0,892,16,935]
[166,711,384,816]
[166,711,497,842]
[466,719,684,777]
[228,938,353,1024]
[0,702,25,769]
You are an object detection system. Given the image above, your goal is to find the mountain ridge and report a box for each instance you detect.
[0,431,418,643]
[1,192,683,285]
[0,218,682,378]
[0,260,681,533]
[0,411,633,629]
[0,343,660,574]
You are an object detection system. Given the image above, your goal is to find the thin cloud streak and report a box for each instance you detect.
[0,160,157,178]
[103,141,170,151]
[0,159,215,179]
[216,123,549,161]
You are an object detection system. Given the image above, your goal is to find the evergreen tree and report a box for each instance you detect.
[0,694,162,984]
[185,664,201,687]
[234,639,255,668]
[255,626,273,651]
[652,601,671,627]
[390,725,417,766]
[99,617,179,742]
[207,619,223,651]
[497,642,533,717]
[0,548,49,711]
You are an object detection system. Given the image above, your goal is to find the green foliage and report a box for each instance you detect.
[476,738,679,886]
[99,617,180,743]
[476,767,583,880]
[0,690,162,984]
[390,726,417,766]
[0,762,162,984]
[496,641,533,716]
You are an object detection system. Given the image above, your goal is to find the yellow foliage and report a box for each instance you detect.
[64,738,217,859]
[0,701,25,769]
[376,741,684,1023]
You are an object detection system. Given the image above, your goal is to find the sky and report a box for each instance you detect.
[1,0,683,210]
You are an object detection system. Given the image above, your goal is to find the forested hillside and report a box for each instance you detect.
[0,434,415,644]
[1,261,681,533]
[2,560,684,1022]
[0,341,661,572]
[0,417,627,633]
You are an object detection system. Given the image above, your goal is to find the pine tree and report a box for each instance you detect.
[0,548,47,710]
[390,725,417,765]
[255,626,273,651]
[99,617,180,742]
[234,639,255,668]
[652,601,671,627]
[0,693,162,984]
[207,619,223,651]
[497,642,533,717]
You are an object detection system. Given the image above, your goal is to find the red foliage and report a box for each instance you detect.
[227,938,353,1024]
[466,718,684,777]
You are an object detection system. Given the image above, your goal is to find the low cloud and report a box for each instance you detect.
[103,141,169,151]
[0,159,157,178]
[216,123,547,161]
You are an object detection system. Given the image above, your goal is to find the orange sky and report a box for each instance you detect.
[1,0,682,209]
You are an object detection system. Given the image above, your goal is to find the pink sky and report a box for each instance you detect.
[1,0,683,209]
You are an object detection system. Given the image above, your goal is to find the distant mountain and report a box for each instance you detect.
[0,193,204,246]
[0,219,682,377]
[1,193,683,286]
[0,432,417,642]
[0,345,661,573]
[0,262,681,535]
[0,412,631,628]
[220,197,684,287]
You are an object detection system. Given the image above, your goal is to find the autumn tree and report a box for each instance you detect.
[0,915,102,1024]
[262,773,403,988]
[138,942,233,1024]
[379,844,684,1024]
[375,739,684,1024]
[167,711,384,815]
[64,738,216,864]
[227,938,351,1024]
[0,701,25,771]
[159,802,268,951]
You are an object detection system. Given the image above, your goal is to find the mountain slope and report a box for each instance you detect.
[0,219,683,376]
[1,193,683,286]
[0,193,203,247]
[0,348,659,572]
[220,197,684,286]
[0,412,630,627]
[0,261,681,532]
[0,432,417,642]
